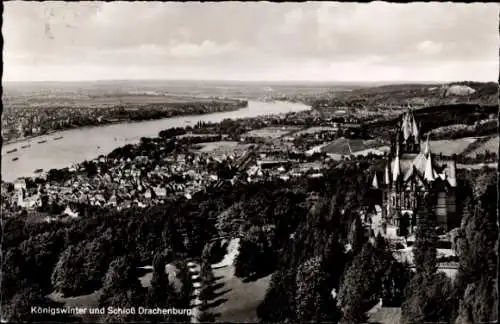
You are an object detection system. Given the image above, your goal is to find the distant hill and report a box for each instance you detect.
[363,103,498,141]
[311,82,498,108]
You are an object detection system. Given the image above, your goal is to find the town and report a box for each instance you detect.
[2,2,497,323]
[2,95,497,323]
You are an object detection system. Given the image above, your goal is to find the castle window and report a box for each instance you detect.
[392,196,396,207]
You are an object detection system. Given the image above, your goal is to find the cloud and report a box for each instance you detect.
[416,41,443,56]
[280,8,305,34]
[3,2,498,82]
[169,40,238,58]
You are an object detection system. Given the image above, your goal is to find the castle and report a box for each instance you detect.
[371,109,458,234]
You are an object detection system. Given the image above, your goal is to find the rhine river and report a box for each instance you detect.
[2,100,310,182]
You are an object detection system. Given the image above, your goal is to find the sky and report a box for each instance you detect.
[3,1,499,82]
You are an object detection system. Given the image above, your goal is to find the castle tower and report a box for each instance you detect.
[371,173,379,189]
[397,108,421,155]
[377,109,458,234]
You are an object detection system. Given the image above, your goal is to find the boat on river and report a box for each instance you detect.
[34,168,44,174]
[38,140,47,144]
[1,100,310,182]
[54,136,64,141]
[12,157,19,162]
[6,148,18,154]
[21,144,31,149]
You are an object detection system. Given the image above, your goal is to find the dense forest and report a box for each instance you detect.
[1,151,497,323]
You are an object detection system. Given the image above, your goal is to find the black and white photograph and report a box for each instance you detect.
[1,1,498,323]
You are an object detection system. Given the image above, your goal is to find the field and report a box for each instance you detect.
[367,307,402,324]
[243,126,302,139]
[321,137,384,155]
[428,138,478,156]
[4,94,241,109]
[294,126,338,136]
[319,136,493,158]
[208,266,271,323]
[193,141,252,155]
[465,135,499,157]
[205,239,272,323]
[2,80,360,106]
[48,290,103,323]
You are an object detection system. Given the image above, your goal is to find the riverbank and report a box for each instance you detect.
[2,99,248,145]
[2,100,310,181]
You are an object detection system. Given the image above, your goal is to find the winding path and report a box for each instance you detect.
[187,261,202,323]
[187,238,241,323]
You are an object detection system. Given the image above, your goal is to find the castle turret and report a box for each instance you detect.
[424,153,435,182]
[392,144,401,185]
[380,108,458,233]
[371,173,379,189]
[423,134,431,156]
[402,113,412,142]
[397,108,421,154]
[412,115,420,142]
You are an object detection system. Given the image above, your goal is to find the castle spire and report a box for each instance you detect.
[423,134,431,156]
[424,152,435,182]
[371,173,379,189]
[392,154,401,182]
[411,114,420,141]
[423,134,435,182]
[401,112,411,141]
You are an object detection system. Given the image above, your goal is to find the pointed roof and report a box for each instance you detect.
[371,173,379,189]
[400,108,420,142]
[424,153,435,182]
[423,134,430,156]
[403,165,415,182]
[411,115,420,141]
[392,154,401,181]
[401,113,412,141]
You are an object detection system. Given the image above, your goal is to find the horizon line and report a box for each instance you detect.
[3,78,497,84]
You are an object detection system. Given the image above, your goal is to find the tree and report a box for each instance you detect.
[3,285,78,323]
[235,225,276,280]
[257,269,297,323]
[398,212,410,237]
[401,272,454,324]
[51,244,85,296]
[348,213,366,254]
[401,191,455,323]
[295,256,341,323]
[146,252,179,323]
[174,259,193,310]
[99,255,143,304]
[380,260,411,306]
[199,259,215,302]
[52,239,111,296]
[455,183,498,324]
[339,243,386,324]
[456,276,498,324]
[321,234,347,292]
[413,194,438,275]
[99,256,146,323]
[374,233,387,251]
